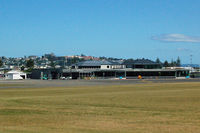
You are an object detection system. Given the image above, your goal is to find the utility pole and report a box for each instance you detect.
[190,54,193,73]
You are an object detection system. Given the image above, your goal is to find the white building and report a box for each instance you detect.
[5,70,26,80]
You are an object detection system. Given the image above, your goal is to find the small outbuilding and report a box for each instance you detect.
[5,70,26,80]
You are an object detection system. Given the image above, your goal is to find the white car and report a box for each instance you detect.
[66,76,72,80]
[60,77,66,80]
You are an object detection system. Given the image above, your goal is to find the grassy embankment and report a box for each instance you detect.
[0,82,200,133]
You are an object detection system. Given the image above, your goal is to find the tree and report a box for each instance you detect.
[81,54,86,57]
[155,58,161,64]
[163,60,169,67]
[21,66,25,71]
[155,58,163,68]
[26,59,34,68]
[50,60,56,68]
[0,59,3,67]
[125,58,134,62]
[99,56,107,60]
[170,59,176,67]
[176,57,181,67]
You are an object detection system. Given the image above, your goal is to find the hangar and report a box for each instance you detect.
[5,70,26,80]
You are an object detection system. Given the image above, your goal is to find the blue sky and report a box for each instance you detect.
[0,0,200,63]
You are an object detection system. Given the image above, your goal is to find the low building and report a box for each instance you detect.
[31,68,62,80]
[61,67,189,79]
[30,60,189,80]
[5,70,26,80]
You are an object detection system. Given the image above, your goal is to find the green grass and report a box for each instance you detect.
[0,82,200,133]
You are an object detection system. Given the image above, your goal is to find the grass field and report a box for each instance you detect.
[0,82,200,133]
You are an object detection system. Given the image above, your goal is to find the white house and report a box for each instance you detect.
[5,70,26,80]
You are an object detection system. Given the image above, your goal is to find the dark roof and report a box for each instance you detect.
[123,59,160,65]
[72,60,121,67]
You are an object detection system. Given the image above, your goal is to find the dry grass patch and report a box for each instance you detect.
[0,82,200,133]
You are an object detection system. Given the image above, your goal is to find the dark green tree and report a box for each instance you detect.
[176,57,181,67]
[81,54,86,57]
[50,60,56,68]
[99,56,107,60]
[170,59,176,67]
[69,57,84,64]
[21,66,25,71]
[155,58,163,68]
[155,58,161,63]
[26,59,34,68]
[163,60,169,67]
[0,59,3,67]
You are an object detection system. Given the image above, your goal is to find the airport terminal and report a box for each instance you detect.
[30,59,190,80]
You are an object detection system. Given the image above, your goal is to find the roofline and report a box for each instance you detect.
[62,68,189,73]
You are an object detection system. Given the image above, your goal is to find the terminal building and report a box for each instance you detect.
[30,59,190,80]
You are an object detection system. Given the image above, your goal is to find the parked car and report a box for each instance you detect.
[66,76,72,80]
[60,77,66,80]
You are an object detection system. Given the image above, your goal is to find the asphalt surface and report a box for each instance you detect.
[0,78,200,89]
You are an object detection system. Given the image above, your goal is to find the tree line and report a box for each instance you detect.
[156,57,181,67]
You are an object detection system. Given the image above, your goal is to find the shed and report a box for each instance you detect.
[5,70,26,80]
